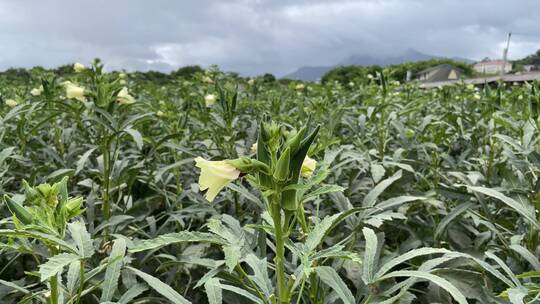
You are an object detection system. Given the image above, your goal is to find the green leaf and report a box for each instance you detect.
[363,170,402,207]
[507,286,528,304]
[66,261,80,295]
[129,231,225,253]
[227,183,263,209]
[39,253,80,282]
[378,270,467,304]
[223,245,241,272]
[101,238,127,302]
[117,283,148,304]
[219,283,264,304]
[204,278,222,304]
[302,184,345,201]
[75,148,96,175]
[485,252,521,287]
[468,186,540,229]
[46,168,75,181]
[244,253,273,297]
[434,202,473,240]
[375,247,452,279]
[68,221,94,258]
[371,164,386,183]
[509,244,540,271]
[0,229,78,254]
[0,279,30,294]
[362,227,380,284]
[94,215,134,234]
[304,213,341,253]
[127,267,191,304]
[124,127,143,149]
[315,266,355,304]
[368,196,427,213]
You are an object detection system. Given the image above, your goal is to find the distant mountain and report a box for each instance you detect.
[282,66,334,82]
[283,49,474,81]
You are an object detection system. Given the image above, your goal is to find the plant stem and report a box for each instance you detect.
[102,139,111,224]
[49,246,59,304]
[50,275,59,304]
[272,200,287,304]
[77,260,85,303]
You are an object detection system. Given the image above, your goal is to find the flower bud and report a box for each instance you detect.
[4,195,33,225]
[226,157,270,175]
[273,147,290,183]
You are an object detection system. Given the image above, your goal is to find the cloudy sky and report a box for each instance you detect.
[1,0,540,76]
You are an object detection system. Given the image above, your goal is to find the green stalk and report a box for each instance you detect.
[49,247,59,304]
[271,198,288,303]
[50,275,59,304]
[101,139,112,223]
[76,260,85,303]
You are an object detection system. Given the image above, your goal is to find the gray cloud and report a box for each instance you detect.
[1,0,539,76]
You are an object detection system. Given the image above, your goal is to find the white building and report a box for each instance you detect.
[473,60,512,74]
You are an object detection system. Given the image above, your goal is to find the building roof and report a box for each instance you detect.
[474,60,510,66]
[416,64,463,83]
[420,72,540,88]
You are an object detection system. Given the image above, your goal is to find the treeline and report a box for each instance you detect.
[0,63,286,87]
[320,58,474,85]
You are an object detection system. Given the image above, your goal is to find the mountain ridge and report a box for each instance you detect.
[283,49,474,81]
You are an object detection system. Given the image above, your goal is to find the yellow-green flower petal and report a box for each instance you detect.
[301,156,316,178]
[195,157,240,202]
[65,83,86,102]
[5,99,18,107]
[205,94,216,107]
[73,62,85,72]
[117,87,136,104]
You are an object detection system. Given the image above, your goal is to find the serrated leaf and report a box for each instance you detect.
[118,283,148,304]
[129,231,225,253]
[315,266,355,304]
[219,283,264,304]
[127,267,191,304]
[68,221,94,258]
[434,202,473,240]
[375,247,452,279]
[302,184,345,201]
[223,245,241,272]
[101,238,127,302]
[39,253,80,282]
[244,253,273,297]
[66,261,80,295]
[378,270,467,304]
[124,127,143,149]
[468,186,540,229]
[362,227,380,284]
[75,148,96,175]
[0,279,30,294]
[304,213,341,253]
[204,278,222,304]
[363,170,402,207]
[94,215,134,234]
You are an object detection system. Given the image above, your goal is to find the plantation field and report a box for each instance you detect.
[1,61,540,303]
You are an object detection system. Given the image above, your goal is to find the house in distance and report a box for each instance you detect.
[473,59,512,74]
[415,64,463,82]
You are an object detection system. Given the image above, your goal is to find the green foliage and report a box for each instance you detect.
[1,61,540,303]
[321,58,473,85]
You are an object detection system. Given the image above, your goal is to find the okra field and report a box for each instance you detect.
[2,60,540,304]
